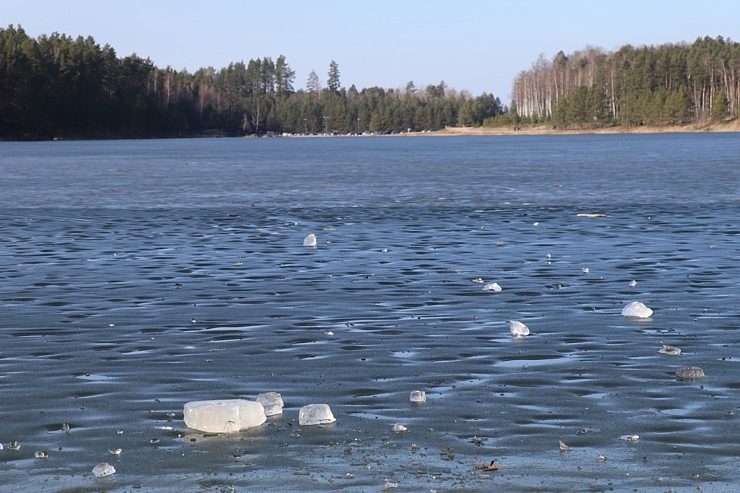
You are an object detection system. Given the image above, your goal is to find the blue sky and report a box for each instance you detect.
[4,0,740,101]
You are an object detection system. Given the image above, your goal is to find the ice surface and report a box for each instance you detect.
[303,233,317,247]
[298,404,336,425]
[183,399,266,433]
[409,390,426,403]
[256,392,284,416]
[622,301,653,318]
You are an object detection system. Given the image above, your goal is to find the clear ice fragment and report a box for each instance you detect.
[256,392,284,417]
[298,404,336,425]
[409,390,426,403]
[303,234,317,247]
[508,320,530,337]
[183,399,266,433]
[92,462,116,478]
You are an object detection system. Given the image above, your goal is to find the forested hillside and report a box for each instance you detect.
[510,36,739,128]
[3,25,738,139]
[0,25,503,140]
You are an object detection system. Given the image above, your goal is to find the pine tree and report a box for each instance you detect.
[306,69,320,93]
[327,60,341,92]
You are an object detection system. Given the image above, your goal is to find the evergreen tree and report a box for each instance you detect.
[327,60,340,91]
[306,69,320,93]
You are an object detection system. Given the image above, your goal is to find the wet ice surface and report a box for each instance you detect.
[0,135,739,491]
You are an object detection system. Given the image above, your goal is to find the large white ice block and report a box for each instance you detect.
[622,301,653,318]
[183,399,266,433]
[256,392,284,416]
[298,404,336,425]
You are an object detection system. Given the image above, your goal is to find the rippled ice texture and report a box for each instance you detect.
[0,135,738,492]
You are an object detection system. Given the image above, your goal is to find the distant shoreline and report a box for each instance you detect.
[5,119,738,142]
[435,119,740,136]
[285,119,740,139]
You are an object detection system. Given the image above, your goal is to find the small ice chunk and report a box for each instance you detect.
[409,390,426,403]
[619,434,640,442]
[508,320,530,337]
[256,392,284,417]
[482,282,502,292]
[582,267,589,274]
[392,423,407,433]
[628,280,637,288]
[298,404,336,425]
[658,344,682,356]
[621,301,653,318]
[676,367,705,380]
[303,233,317,247]
[183,399,266,433]
[559,440,571,451]
[92,462,116,478]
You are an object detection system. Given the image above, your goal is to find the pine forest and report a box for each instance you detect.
[1,25,738,140]
[511,36,739,128]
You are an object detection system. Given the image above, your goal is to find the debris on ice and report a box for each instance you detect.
[676,367,705,380]
[392,423,408,433]
[658,344,682,356]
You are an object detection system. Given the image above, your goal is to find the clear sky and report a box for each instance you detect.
[4,0,740,101]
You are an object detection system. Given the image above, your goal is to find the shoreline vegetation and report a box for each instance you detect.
[278,117,740,138]
[1,25,739,141]
[434,118,740,136]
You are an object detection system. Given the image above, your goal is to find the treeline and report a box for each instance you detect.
[510,36,740,128]
[0,25,504,140]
